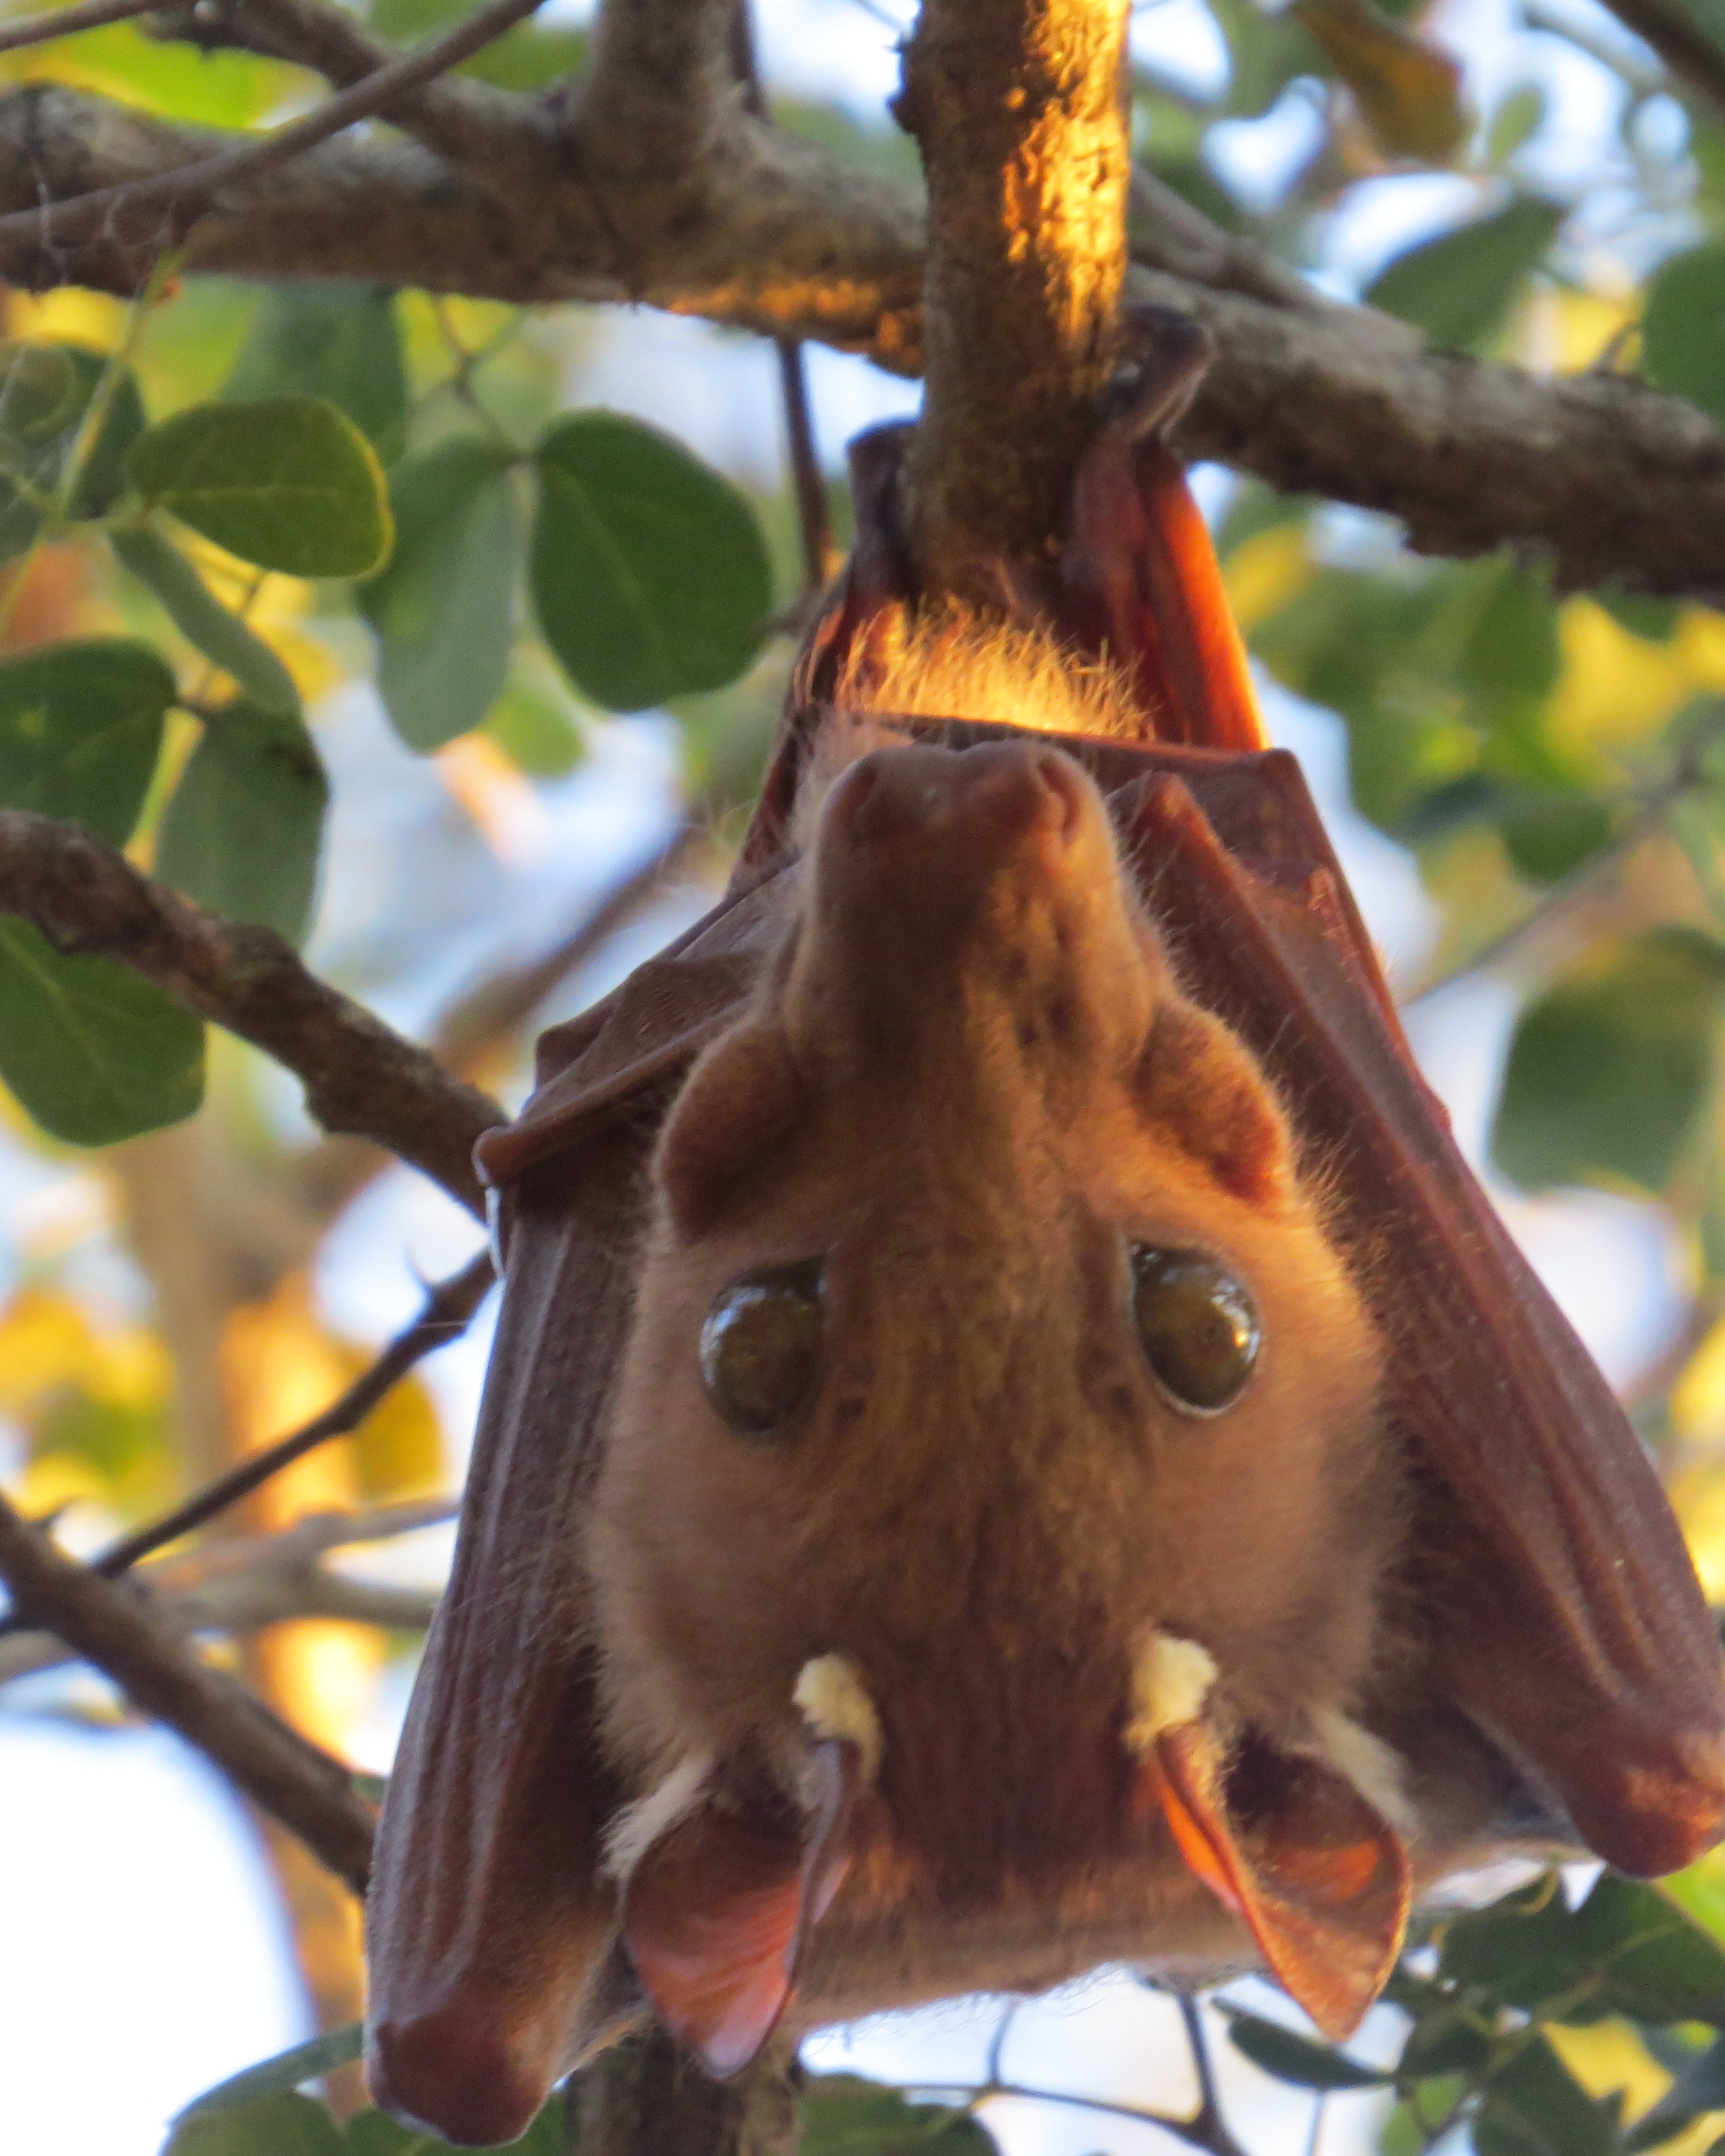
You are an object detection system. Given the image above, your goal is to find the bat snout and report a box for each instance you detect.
[825,741,1092,866]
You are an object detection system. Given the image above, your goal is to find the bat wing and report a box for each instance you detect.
[1111,755,1725,1876]
[365,872,791,2142]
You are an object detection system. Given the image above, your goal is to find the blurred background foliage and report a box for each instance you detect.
[10,0,1725,2147]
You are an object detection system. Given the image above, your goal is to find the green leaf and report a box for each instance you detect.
[1574,1874,1725,2024]
[1496,787,1615,884]
[0,341,147,561]
[1473,2034,1619,2156]
[1438,1875,1588,2014]
[801,2075,995,2154]
[361,438,523,751]
[127,397,393,577]
[157,702,328,944]
[0,918,203,1145]
[484,668,584,776]
[1488,84,1546,164]
[1598,586,1682,643]
[530,411,770,712]
[1397,2004,1495,2078]
[1459,561,1561,704]
[110,523,300,718]
[1365,195,1565,351]
[1644,243,1725,426]
[172,2027,364,2122]
[225,283,409,458]
[1492,930,1725,1194]
[1624,2033,1725,2150]
[0,637,174,843]
[165,2092,348,2156]
[1223,2009,1390,2088]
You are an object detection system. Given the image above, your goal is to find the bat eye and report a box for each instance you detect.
[699,1260,825,1436]
[1130,1247,1260,1414]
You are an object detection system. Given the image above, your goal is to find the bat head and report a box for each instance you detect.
[587,699,1410,2072]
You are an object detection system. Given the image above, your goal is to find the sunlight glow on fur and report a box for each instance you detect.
[832,602,1141,741]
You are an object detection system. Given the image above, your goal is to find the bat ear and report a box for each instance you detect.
[1147,1720,1411,2040]
[1135,999,1297,1207]
[620,1745,858,2078]
[654,1021,809,1236]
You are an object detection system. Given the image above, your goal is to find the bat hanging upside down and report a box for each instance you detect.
[364,319,1725,2147]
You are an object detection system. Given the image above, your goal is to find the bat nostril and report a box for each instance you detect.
[963,747,1082,842]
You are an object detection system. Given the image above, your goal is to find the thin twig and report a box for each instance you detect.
[0,1498,454,1685]
[432,821,708,1079]
[0,1487,376,1891]
[0,0,551,247]
[90,1252,492,1580]
[0,0,163,55]
[729,0,833,592]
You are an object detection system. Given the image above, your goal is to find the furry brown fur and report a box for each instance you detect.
[585,646,1404,2022]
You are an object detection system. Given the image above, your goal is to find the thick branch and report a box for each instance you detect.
[2,92,1722,597]
[898,0,1131,591]
[0,1488,376,1892]
[0,811,501,1213]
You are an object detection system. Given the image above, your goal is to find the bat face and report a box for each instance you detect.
[587,734,1412,2064]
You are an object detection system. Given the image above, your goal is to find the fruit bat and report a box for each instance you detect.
[364,313,1725,2149]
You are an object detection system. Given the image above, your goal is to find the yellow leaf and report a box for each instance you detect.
[4,290,126,351]
[12,1450,110,1518]
[1545,2022,1720,2153]
[0,1289,91,1411]
[1672,1314,1725,1445]
[1225,525,1312,632]
[351,1370,446,1503]
[1292,0,1471,163]
[1670,1455,1725,1600]
[1547,598,1701,752]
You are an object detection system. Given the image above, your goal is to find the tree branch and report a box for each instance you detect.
[898,0,1131,591]
[146,0,554,177]
[0,1498,452,1685]
[1,82,1720,598]
[0,0,551,247]
[0,811,502,1214]
[0,1487,377,1892]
